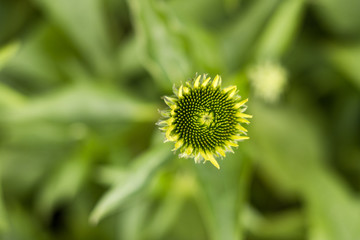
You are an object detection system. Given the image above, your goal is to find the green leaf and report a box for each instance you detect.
[117,200,151,240]
[304,171,360,240]
[31,0,114,77]
[194,150,249,240]
[89,141,172,224]
[0,83,26,109]
[248,101,360,240]
[221,0,280,71]
[242,207,304,239]
[127,0,192,88]
[35,139,95,218]
[312,0,360,36]
[145,174,190,239]
[3,84,158,124]
[5,24,73,86]
[0,41,20,71]
[255,0,305,59]
[328,43,360,90]
[0,205,49,240]
[0,173,9,233]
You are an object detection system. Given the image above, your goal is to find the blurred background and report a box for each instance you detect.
[0,0,360,239]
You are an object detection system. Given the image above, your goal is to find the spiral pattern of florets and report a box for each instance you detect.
[157,74,252,169]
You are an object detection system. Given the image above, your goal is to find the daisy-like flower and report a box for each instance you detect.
[157,74,252,169]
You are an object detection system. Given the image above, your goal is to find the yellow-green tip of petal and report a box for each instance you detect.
[194,75,201,88]
[201,151,220,169]
[212,75,221,88]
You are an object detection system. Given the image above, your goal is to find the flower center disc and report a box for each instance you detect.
[198,111,214,127]
[173,86,238,153]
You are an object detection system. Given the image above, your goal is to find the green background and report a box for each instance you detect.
[0,0,360,239]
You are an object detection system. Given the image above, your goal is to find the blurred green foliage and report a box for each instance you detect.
[0,0,360,239]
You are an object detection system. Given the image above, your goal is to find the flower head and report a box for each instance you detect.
[248,60,287,103]
[157,74,252,169]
